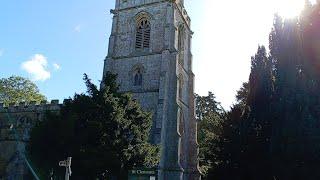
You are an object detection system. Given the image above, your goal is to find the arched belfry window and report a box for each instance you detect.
[135,16,151,49]
[134,69,143,86]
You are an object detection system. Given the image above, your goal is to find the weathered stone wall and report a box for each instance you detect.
[116,0,165,10]
[105,1,171,145]
[0,1,200,179]
[0,100,62,179]
[103,0,200,179]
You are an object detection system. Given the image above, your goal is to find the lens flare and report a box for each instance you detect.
[276,0,305,18]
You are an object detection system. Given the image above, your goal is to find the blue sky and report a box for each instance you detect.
[0,0,314,108]
[0,0,113,101]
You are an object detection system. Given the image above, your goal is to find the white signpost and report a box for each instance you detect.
[59,157,72,180]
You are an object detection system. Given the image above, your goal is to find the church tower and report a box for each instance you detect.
[102,0,200,179]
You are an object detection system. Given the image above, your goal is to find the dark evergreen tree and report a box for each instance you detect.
[268,6,320,178]
[235,82,249,109]
[203,7,320,178]
[240,46,274,180]
[28,73,159,179]
[202,3,320,180]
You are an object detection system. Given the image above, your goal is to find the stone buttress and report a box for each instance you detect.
[102,0,200,179]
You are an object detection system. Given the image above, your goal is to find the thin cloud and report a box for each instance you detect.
[53,63,61,71]
[21,54,51,81]
[74,25,81,32]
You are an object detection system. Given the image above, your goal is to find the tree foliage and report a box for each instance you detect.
[0,157,6,178]
[206,86,246,180]
[28,72,159,179]
[196,92,225,178]
[0,76,46,105]
[204,2,320,179]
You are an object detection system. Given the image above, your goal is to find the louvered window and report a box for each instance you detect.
[136,18,151,49]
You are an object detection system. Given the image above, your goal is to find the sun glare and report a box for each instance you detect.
[276,0,305,18]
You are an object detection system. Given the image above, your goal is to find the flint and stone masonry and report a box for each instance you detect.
[0,0,200,179]
[0,100,62,179]
[102,0,200,179]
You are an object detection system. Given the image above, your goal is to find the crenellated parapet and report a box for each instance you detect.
[0,99,72,179]
[0,99,70,179]
[0,99,66,113]
[0,99,71,142]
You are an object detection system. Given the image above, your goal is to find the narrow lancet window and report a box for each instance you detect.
[134,69,143,86]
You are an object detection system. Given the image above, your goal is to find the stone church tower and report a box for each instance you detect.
[102,0,200,179]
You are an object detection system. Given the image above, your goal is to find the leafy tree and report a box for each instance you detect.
[195,92,223,121]
[0,76,46,105]
[196,92,226,178]
[28,72,159,179]
[206,84,248,180]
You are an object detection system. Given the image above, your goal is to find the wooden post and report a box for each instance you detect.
[59,157,72,180]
